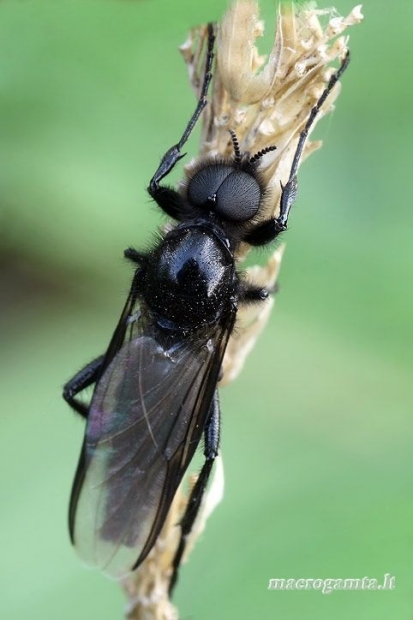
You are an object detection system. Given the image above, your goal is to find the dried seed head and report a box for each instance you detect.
[180,1,363,224]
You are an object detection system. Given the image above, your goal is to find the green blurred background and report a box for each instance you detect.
[0,0,412,618]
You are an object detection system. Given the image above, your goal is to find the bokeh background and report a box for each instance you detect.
[0,0,412,618]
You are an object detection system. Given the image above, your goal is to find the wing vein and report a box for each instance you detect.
[138,340,159,452]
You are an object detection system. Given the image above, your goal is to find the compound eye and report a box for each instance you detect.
[215,171,261,221]
[188,164,233,207]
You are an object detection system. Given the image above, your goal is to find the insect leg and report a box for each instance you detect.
[63,355,105,418]
[147,24,215,218]
[239,285,269,302]
[243,51,351,247]
[241,281,280,302]
[123,247,148,265]
[149,23,214,190]
[169,391,220,594]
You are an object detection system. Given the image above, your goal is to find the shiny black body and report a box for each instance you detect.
[63,24,350,591]
[139,221,237,330]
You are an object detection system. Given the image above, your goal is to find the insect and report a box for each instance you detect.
[64,24,350,590]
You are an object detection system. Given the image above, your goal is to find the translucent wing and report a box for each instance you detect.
[69,311,234,579]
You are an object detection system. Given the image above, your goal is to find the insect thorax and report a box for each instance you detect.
[143,225,235,329]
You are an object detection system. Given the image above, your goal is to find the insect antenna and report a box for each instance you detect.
[228,129,242,165]
[249,144,277,165]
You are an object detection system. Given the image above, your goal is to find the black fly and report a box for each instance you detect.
[64,24,350,589]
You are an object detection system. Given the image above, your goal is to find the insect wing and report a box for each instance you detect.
[70,316,234,579]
